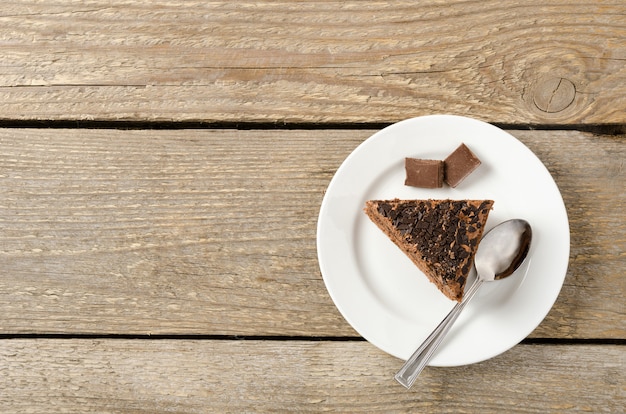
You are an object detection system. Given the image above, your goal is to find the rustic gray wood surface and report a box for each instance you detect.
[0,129,624,339]
[1,340,623,413]
[0,0,624,412]
[1,128,624,411]
[0,1,624,124]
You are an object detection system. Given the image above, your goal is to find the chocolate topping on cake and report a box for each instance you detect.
[364,199,493,301]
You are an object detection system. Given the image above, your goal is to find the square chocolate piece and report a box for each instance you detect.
[404,158,444,188]
[444,143,481,187]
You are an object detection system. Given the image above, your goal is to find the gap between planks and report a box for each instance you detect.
[0,119,624,135]
[0,334,623,347]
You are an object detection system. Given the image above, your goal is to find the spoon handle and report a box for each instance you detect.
[394,278,484,389]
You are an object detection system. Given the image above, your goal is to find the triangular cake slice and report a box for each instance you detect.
[364,199,493,302]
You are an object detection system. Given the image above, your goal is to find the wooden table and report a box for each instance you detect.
[1,1,624,412]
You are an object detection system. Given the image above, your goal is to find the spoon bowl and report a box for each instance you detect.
[476,219,532,281]
[395,219,532,389]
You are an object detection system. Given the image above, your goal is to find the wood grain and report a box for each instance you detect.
[0,128,623,338]
[0,1,624,124]
[0,339,623,413]
[505,130,626,339]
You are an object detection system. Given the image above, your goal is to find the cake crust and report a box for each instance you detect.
[364,199,493,301]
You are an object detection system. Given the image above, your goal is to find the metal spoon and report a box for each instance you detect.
[395,219,532,389]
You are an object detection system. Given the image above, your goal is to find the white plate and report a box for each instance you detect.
[316,115,569,366]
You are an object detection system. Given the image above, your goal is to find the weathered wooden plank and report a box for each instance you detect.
[512,130,626,339]
[0,339,622,413]
[0,128,624,337]
[0,1,624,124]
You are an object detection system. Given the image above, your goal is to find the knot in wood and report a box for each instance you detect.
[533,77,576,113]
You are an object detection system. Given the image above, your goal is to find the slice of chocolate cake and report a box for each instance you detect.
[364,199,493,302]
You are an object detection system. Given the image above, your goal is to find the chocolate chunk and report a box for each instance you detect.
[405,158,444,188]
[444,143,482,188]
